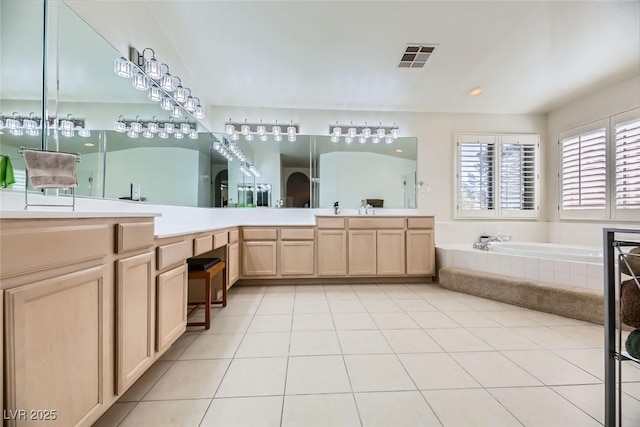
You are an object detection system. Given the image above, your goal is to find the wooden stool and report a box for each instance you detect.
[186,257,226,329]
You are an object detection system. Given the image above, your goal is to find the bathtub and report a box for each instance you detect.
[436,242,604,292]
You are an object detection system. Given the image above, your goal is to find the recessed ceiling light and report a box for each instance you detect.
[84,142,95,147]
[395,148,403,153]
[469,87,484,97]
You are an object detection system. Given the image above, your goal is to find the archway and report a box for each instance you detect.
[285,172,310,208]
[214,169,228,207]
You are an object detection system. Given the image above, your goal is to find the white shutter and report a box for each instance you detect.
[615,118,640,210]
[561,127,607,210]
[499,138,537,215]
[456,135,496,218]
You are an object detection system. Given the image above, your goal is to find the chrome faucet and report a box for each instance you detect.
[365,204,374,215]
[472,236,493,251]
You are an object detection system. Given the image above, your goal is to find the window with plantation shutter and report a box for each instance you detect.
[561,127,607,210]
[615,118,640,211]
[456,134,539,219]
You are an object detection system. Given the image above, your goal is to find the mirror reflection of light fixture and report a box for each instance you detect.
[160,97,173,111]
[142,128,153,138]
[158,130,169,139]
[180,122,191,134]
[61,129,75,138]
[115,116,190,140]
[188,129,198,140]
[78,128,91,138]
[174,131,184,140]
[127,129,139,138]
[130,117,143,133]
[148,86,163,102]
[328,121,398,144]
[226,119,298,143]
[60,114,75,132]
[132,73,149,90]
[170,105,183,119]
[2,113,90,137]
[147,117,159,134]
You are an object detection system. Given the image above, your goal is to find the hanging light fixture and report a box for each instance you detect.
[114,115,127,132]
[60,114,75,132]
[164,121,175,134]
[147,117,159,134]
[226,119,298,143]
[130,117,143,133]
[327,121,399,144]
[174,131,184,140]
[272,121,281,137]
[184,96,197,113]
[5,113,20,130]
[376,123,386,138]
[127,129,139,138]
[188,129,198,140]
[160,96,173,111]
[371,135,380,144]
[330,135,339,143]
[225,119,236,136]
[148,86,163,102]
[160,68,178,92]
[78,128,91,138]
[287,121,297,142]
[170,105,183,119]
[22,113,38,132]
[132,72,149,90]
[180,122,191,134]
[257,120,266,136]
[332,122,342,137]
[158,130,169,139]
[142,48,165,80]
[362,123,371,138]
[241,120,251,136]
[173,85,189,104]
[347,122,357,138]
[391,122,399,139]
[194,103,205,120]
[142,128,153,138]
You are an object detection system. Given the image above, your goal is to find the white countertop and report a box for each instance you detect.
[0,211,161,219]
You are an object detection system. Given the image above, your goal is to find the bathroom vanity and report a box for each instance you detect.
[0,211,434,426]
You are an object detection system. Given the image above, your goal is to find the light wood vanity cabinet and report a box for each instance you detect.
[242,228,278,276]
[316,225,347,276]
[406,229,435,275]
[228,241,240,285]
[280,228,315,276]
[348,230,377,275]
[156,264,188,353]
[377,229,406,275]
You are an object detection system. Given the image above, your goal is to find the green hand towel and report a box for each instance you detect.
[0,156,16,188]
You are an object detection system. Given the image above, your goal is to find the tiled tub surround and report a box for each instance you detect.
[437,243,605,292]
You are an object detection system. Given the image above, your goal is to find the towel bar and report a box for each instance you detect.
[19,147,81,211]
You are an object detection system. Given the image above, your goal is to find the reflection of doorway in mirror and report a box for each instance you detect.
[214,169,228,207]
[238,184,254,207]
[256,183,272,207]
[403,171,417,209]
[286,172,311,208]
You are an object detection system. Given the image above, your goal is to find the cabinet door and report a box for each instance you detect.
[5,266,106,427]
[348,230,377,276]
[156,264,187,353]
[406,230,435,275]
[377,230,406,275]
[116,252,154,395]
[243,241,277,276]
[317,230,347,276]
[228,242,240,286]
[280,241,315,276]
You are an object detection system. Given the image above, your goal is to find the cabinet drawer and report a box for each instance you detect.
[348,218,405,229]
[117,221,154,254]
[317,217,345,229]
[229,229,239,243]
[0,222,109,278]
[157,240,191,270]
[243,228,277,240]
[407,217,434,229]
[213,232,229,249]
[193,235,213,256]
[280,228,315,240]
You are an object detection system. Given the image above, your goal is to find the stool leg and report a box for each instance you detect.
[222,266,227,307]
[204,275,212,329]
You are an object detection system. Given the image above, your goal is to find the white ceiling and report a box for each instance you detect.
[63,0,640,115]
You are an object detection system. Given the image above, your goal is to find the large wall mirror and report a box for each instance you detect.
[0,1,418,209]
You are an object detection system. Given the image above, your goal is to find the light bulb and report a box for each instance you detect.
[144,52,164,80]
[332,126,342,137]
[158,130,169,139]
[362,126,371,138]
[127,129,139,139]
[142,128,153,138]
[225,122,235,135]
[174,86,188,103]
[160,97,173,111]
[288,134,296,142]
[287,125,296,136]
[330,135,339,143]
[245,133,254,142]
[130,120,143,133]
[114,119,127,133]
[185,96,196,112]
[272,125,281,136]
[160,73,177,92]
[174,131,184,139]
[147,121,159,133]
[372,135,380,144]
[60,116,74,131]
[259,134,268,142]
[347,126,356,137]
[180,123,191,134]
[391,127,399,139]
[257,124,266,136]
[164,122,175,134]
[170,105,183,119]
[241,124,251,135]
[274,134,282,142]
[377,127,385,138]
[359,136,366,144]
[188,129,198,140]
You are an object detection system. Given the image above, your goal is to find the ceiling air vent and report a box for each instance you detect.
[398,45,435,68]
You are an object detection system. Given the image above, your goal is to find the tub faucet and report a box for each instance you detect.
[473,236,493,251]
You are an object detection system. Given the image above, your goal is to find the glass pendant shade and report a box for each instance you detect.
[60,117,74,132]
[359,136,366,144]
[132,73,149,90]
[362,127,371,138]
[148,86,162,102]
[288,134,296,142]
[142,128,153,138]
[170,105,183,119]
[194,105,205,119]
[5,116,19,130]
[225,123,235,135]
[114,58,133,78]
[10,127,23,136]
[164,122,175,134]
[385,136,393,144]
[144,57,164,80]
[114,120,127,132]
[127,129,139,138]
[330,135,339,143]
[241,124,251,135]
[371,135,380,144]
[188,129,198,140]
[160,73,177,92]
[213,141,221,151]
[158,130,169,139]
[26,128,39,136]
[344,136,353,144]
[61,129,74,138]
[180,123,191,134]
[23,118,37,131]
[347,127,356,137]
[130,121,143,133]
[0,118,4,129]
[391,127,399,139]
[160,97,173,112]
[377,127,385,138]
[287,126,296,137]
[245,132,254,142]
[78,128,91,137]
[257,125,266,136]
[184,96,196,112]
[174,131,184,139]
[272,125,281,136]
[230,130,240,141]
[173,86,188,103]
[259,134,268,142]
[332,126,342,137]
[147,122,159,133]
[274,134,282,142]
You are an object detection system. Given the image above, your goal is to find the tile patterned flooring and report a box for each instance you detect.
[93,283,640,426]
